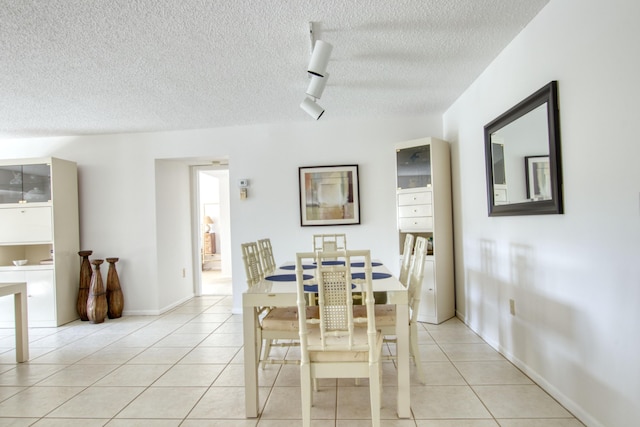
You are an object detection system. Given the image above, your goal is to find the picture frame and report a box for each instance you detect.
[525,155,551,200]
[299,164,360,226]
[491,142,506,185]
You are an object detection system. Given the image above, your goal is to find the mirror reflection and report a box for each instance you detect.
[484,81,563,216]
[491,103,549,204]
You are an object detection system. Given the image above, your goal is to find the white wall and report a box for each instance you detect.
[0,115,441,315]
[155,159,193,309]
[215,170,232,276]
[443,1,640,426]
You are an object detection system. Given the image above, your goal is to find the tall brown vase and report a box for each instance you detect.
[86,259,107,324]
[106,257,124,319]
[77,250,92,321]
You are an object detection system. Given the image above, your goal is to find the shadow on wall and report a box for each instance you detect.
[462,238,504,333]
[463,238,612,425]
[464,239,579,344]
[507,242,579,349]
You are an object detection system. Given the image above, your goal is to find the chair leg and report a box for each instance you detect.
[261,338,273,369]
[379,358,383,402]
[410,323,426,384]
[300,363,312,427]
[255,329,263,368]
[369,362,381,427]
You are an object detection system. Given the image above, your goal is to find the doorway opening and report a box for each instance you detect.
[194,165,232,295]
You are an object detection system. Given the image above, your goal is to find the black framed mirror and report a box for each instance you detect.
[484,81,563,216]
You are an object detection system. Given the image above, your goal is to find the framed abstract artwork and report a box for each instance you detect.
[298,165,360,226]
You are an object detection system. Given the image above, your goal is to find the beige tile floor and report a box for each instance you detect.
[201,269,232,296]
[0,294,585,426]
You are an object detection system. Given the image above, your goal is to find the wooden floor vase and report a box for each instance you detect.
[106,257,124,319]
[86,259,107,324]
[77,250,92,321]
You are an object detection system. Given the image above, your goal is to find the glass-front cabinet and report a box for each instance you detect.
[396,144,431,189]
[0,163,51,204]
[395,137,455,324]
[0,157,79,327]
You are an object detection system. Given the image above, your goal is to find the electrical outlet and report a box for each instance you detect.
[509,299,516,316]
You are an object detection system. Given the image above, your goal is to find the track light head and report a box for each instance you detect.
[300,97,325,120]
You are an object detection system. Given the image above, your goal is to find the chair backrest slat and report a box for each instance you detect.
[317,261,351,333]
[241,242,264,287]
[399,233,415,286]
[257,238,276,274]
[408,236,428,321]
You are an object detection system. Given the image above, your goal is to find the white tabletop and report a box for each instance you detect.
[244,262,406,297]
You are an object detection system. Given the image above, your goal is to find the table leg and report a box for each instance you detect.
[395,301,410,417]
[243,303,259,417]
[14,287,29,363]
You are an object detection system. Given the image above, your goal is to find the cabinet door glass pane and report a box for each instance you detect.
[0,164,51,203]
[396,145,431,189]
[0,165,24,203]
[22,164,51,202]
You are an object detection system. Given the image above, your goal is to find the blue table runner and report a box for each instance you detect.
[279,264,316,270]
[265,274,313,282]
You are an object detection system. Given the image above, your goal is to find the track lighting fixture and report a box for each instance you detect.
[301,21,331,119]
[300,97,325,120]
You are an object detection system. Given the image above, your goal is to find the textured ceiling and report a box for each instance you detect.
[0,0,549,137]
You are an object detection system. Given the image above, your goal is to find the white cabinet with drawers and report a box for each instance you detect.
[398,190,434,231]
[395,137,455,324]
[0,157,79,327]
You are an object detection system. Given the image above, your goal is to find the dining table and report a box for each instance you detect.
[242,259,411,418]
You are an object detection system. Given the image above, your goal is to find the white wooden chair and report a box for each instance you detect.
[241,242,302,367]
[309,233,348,305]
[241,241,264,286]
[312,233,347,253]
[257,238,277,274]
[399,233,415,286]
[353,236,428,384]
[295,249,383,427]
